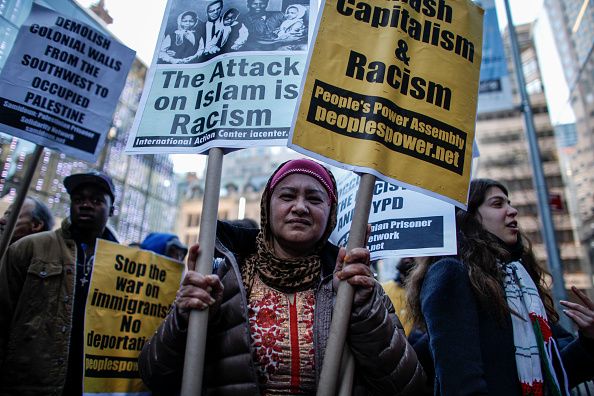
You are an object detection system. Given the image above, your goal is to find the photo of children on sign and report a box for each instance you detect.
[157,0,310,64]
[126,0,315,155]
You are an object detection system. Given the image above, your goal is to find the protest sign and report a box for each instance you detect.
[289,0,484,207]
[0,4,135,162]
[476,0,514,114]
[330,172,456,260]
[83,240,184,395]
[125,0,316,154]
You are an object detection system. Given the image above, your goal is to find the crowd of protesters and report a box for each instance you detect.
[0,165,593,395]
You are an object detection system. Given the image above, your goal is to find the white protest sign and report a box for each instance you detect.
[125,0,317,154]
[0,4,135,162]
[330,172,457,260]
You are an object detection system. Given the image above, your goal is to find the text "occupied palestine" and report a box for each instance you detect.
[21,16,121,123]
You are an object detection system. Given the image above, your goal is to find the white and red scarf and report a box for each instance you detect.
[502,260,570,396]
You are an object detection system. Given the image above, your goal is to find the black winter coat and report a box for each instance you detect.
[420,258,594,396]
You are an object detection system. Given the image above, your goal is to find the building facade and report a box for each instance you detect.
[543,0,594,267]
[475,23,592,289]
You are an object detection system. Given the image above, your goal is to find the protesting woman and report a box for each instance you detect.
[407,178,594,395]
[140,158,425,395]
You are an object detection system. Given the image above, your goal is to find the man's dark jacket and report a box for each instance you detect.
[0,218,118,396]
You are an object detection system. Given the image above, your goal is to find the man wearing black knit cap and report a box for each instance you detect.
[0,170,119,395]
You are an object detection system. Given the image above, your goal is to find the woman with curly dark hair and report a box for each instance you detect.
[407,178,594,395]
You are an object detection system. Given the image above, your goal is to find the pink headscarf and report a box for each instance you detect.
[269,158,337,202]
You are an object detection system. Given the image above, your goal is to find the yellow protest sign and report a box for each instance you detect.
[290,0,484,206]
[83,240,184,394]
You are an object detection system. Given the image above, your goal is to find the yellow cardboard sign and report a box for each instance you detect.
[83,240,184,394]
[290,0,484,206]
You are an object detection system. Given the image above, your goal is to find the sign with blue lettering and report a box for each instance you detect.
[330,172,457,260]
[0,4,135,161]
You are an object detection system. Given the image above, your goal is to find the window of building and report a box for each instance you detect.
[526,79,543,95]
[563,259,582,273]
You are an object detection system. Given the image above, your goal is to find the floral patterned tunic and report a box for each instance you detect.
[248,275,316,395]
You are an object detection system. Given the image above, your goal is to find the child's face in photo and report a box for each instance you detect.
[223,14,236,26]
[285,7,299,19]
[181,15,196,29]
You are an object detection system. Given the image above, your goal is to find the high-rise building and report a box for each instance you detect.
[475,23,592,290]
[0,1,178,244]
[545,0,594,85]
[543,0,594,267]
